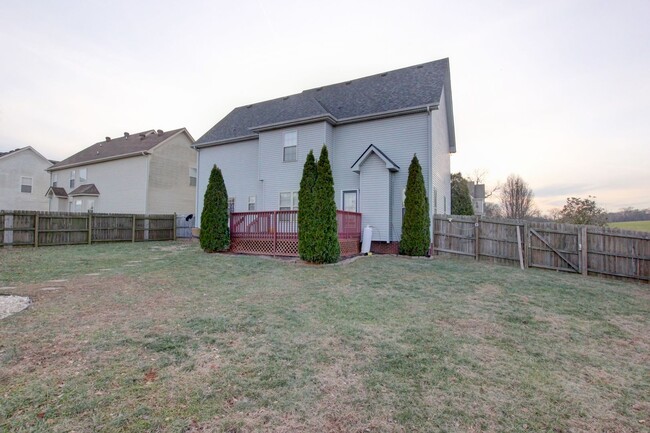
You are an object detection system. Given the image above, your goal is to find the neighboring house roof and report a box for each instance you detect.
[69,184,100,196]
[195,58,456,151]
[0,146,53,165]
[48,128,192,171]
[45,186,69,198]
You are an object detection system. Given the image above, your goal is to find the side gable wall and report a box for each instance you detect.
[0,150,51,211]
[431,89,452,214]
[147,132,197,215]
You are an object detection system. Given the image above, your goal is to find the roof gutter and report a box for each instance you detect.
[47,151,151,172]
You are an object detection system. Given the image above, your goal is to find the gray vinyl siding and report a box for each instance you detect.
[431,90,452,215]
[0,149,51,211]
[331,113,429,241]
[258,122,328,210]
[196,139,260,226]
[359,153,391,241]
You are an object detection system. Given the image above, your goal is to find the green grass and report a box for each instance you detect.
[608,220,650,232]
[1,241,649,432]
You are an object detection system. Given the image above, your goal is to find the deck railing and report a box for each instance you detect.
[229,210,362,257]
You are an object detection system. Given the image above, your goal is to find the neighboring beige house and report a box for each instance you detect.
[47,128,196,214]
[0,146,54,211]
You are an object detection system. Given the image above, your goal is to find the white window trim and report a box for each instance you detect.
[283,130,298,162]
[79,168,87,183]
[341,189,359,212]
[69,170,76,189]
[279,191,298,210]
[20,176,33,193]
[52,173,58,187]
[228,197,235,213]
[248,195,256,211]
[189,167,197,186]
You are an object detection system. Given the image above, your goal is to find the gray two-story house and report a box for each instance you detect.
[194,58,456,251]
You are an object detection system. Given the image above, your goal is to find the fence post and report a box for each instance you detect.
[173,213,177,241]
[132,215,136,242]
[273,211,277,257]
[88,211,92,245]
[34,214,39,248]
[474,215,480,260]
[580,226,588,276]
[523,222,530,268]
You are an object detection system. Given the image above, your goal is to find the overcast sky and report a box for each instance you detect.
[1,0,648,212]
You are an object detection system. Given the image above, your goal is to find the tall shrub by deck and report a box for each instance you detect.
[311,145,340,263]
[298,150,318,261]
[400,154,431,256]
[200,164,230,252]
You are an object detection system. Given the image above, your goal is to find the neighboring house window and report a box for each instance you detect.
[79,168,87,183]
[342,190,358,212]
[433,188,438,215]
[70,170,75,189]
[88,200,95,212]
[444,196,447,214]
[20,177,33,193]
[52,173,58,187]
[279,191,298,210]
[248,196,256,211]
[283,131,297,162]
[75,199,82,212]
[228,197,235,214]
[189,168,197,186]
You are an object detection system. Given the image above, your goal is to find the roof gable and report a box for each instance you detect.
[351,144,400,173]
[196,58,453,146]
[49,128,190,171]
[0,146,53,166]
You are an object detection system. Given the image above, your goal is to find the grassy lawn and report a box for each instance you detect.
[1,241,649,432]
[608,221,650,233]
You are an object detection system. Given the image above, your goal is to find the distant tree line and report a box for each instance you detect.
[607,207,650,222]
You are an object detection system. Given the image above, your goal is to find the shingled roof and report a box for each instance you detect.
[195,58,455,149]
[69,184,100,196]
[49,128,187,171]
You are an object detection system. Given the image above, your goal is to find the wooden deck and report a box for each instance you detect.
[229,210,362,257]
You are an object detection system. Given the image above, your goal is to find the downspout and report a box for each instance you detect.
[195,149,200,227]
[426,105,434,249]
[144,152,150,214]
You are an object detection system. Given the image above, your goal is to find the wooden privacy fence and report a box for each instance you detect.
[230,210,362,257]
[433,215,650,282]
[0,210,176,247]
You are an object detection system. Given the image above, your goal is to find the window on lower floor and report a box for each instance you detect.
[279,191,298,210]
[20,176,33,193]
[342,190,358,212]
[228,197,235,214]
[248,195,256,211]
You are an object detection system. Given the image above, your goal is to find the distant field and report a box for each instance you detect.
[608,220,650,232]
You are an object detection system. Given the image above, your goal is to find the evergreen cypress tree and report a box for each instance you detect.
[200,164,230,252]
[400,154,431,256]
[298,150,318,261]
[451,172,474,215]
[312,145,340,263]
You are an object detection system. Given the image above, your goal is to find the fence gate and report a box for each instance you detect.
[527,223,580,273]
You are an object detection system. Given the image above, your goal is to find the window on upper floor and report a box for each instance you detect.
[20,177,33,193]
[79,168,87,183]
[279,191,298,210]
[70,170,75,189]
[52,173,58,187]
[283,131,297,162]
[189,168,197,187]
